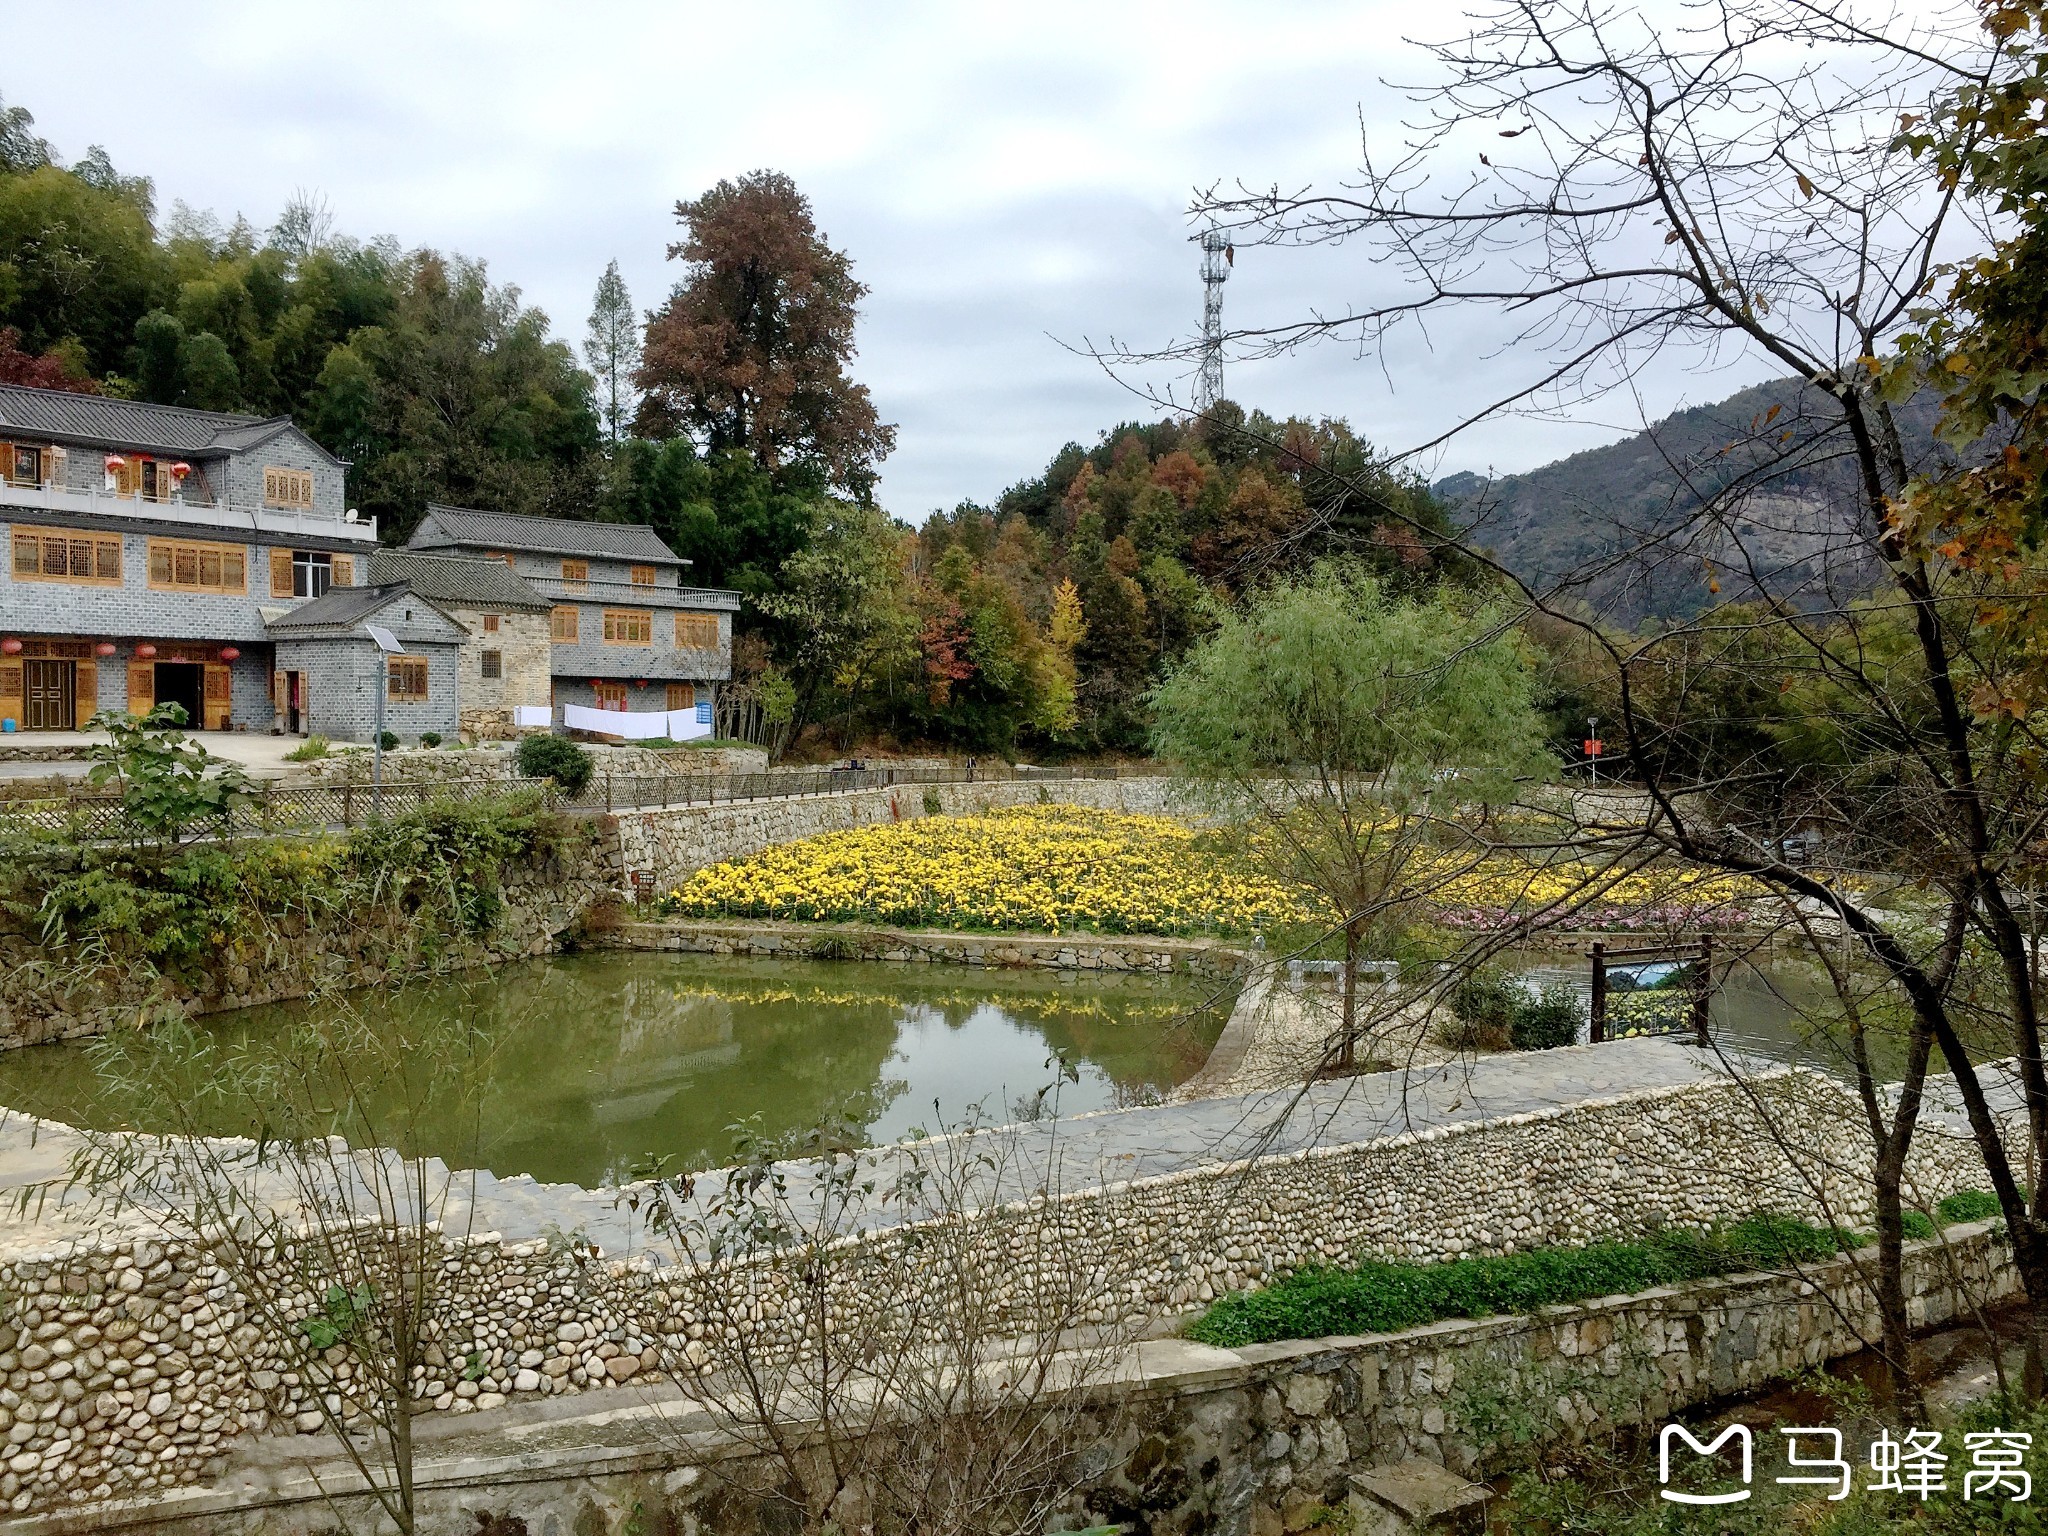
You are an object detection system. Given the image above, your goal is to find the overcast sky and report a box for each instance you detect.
[11,0,1783,522]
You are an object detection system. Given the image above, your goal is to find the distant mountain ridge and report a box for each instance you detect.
[1431,379,1945,622]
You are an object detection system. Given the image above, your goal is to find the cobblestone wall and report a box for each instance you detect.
[0,1064,2012,1519]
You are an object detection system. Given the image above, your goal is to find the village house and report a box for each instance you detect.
[0,383,740,743]
[0,383,374,734]
[404,504,739,736]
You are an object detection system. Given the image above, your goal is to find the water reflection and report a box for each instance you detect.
[0,954,1230,1187]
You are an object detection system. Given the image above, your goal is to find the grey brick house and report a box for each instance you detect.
[404,505,739,731]
[268,586,467,743]
[365,551,552,740]
[0,383,375,734]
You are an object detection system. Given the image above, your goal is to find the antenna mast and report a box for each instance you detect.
[1194,228,1232,413]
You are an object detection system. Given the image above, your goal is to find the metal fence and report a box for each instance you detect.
[0,760,1163,839]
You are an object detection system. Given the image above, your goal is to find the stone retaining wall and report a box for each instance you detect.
[611,775,1187,886]
[594,916,1246,978]
[15,1222,2019,1534]
[0,1060,2010,1520]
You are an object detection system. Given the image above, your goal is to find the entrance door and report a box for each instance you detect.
[152,662,204,729]
[22,660,73,731]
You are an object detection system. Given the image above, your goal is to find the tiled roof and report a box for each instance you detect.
[0,502,371,552]
[366,551,551,610]
[0,383,342,463]
[409,503,685,563]
[264,583,411,632]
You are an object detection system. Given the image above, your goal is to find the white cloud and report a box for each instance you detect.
[8,0,1784,520]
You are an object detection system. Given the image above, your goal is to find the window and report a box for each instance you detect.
[593,680,629,710]
[550,605,579,643]
[11,531,121,585]
[562,559,589,589]
[7,445,41,487]
[480,649,503,679]
[148,538,246,593]
[263,466,314,510]
[387,656,429,701]
[481,613,500,633]
[675,613,721,649]
[666,682,695,711]
[629,564,656,587]
[603,609,653,645]
[293,550,332,598]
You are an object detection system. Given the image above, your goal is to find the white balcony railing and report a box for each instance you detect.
[0,482,377,542]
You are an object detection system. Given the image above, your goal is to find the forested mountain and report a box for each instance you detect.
[1434,379,1947,623]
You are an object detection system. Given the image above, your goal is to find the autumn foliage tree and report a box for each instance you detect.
[636,170,895,497]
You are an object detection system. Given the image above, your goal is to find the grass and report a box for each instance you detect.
[283,735,330,762]
[1187,1214,1863,1348]
[630,737,754,751]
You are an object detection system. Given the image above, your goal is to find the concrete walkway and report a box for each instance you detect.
[0,1037,1757,1263]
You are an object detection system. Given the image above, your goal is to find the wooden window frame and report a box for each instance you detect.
[593,680,629,710]
[675,612,721,649]
[5,444,43,488]
[562,558,589,590]
[146,538,246,594]
[480,649,503,679]
[665,682,696,711]
[10,530,123,586]
[481,613,500,633]
[602,608,653,646]
[263,466,315,511]
[629,564,656,587]
[386,656,430,701]
[550,605,579,643]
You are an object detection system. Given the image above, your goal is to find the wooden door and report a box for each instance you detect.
[73,659,95,729]
[129,661,155,717]
[203,664,231,730]
[23,660,73,730]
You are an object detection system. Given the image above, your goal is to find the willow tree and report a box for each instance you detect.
[1151,562,1551,1067]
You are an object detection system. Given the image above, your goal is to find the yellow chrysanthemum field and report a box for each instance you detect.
[656,805,1765,938]
[661,805,1298,936]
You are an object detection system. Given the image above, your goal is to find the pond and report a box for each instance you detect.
[0,954,1232,1189]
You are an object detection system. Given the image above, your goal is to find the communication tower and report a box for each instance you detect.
[1194,228,1232,413]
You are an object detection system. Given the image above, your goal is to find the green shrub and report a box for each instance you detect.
[1511,982,1581,1050]
[1937,1188,2004,1225]
[1900,1210,1936,1241]
[923,787,944,816]
[1187,1213,1854,1348]
[284,736,330,763]
[1443,968,1520,1050]
[378,731,399,751]
[420,732,442,748]
[516,734,594,794]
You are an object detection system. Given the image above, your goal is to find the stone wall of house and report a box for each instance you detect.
[0,1063,2012,1522]
[611,776,1188,885]
[594,916,1247,978]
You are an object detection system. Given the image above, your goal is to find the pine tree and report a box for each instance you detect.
[585,258,639,447]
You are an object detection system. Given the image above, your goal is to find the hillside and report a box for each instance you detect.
[1434,380,1948,623]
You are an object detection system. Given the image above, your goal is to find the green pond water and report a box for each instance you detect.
[0,954,1230,1188]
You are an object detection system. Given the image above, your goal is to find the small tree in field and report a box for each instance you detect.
[1151,561,1552,1067]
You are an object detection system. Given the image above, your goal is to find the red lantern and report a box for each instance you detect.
[0,639,20,656]
[135,643,157,659]
[633,678,647,688]
[103,454,126,472]
[589,678,601,688]
[94,642,116,658]
[169,462,191,482]
[219,647,240,662]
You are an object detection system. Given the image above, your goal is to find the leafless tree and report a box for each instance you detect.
[1101,0,2046,1406]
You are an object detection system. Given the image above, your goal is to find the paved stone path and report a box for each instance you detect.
[0,1036,1755,1263]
